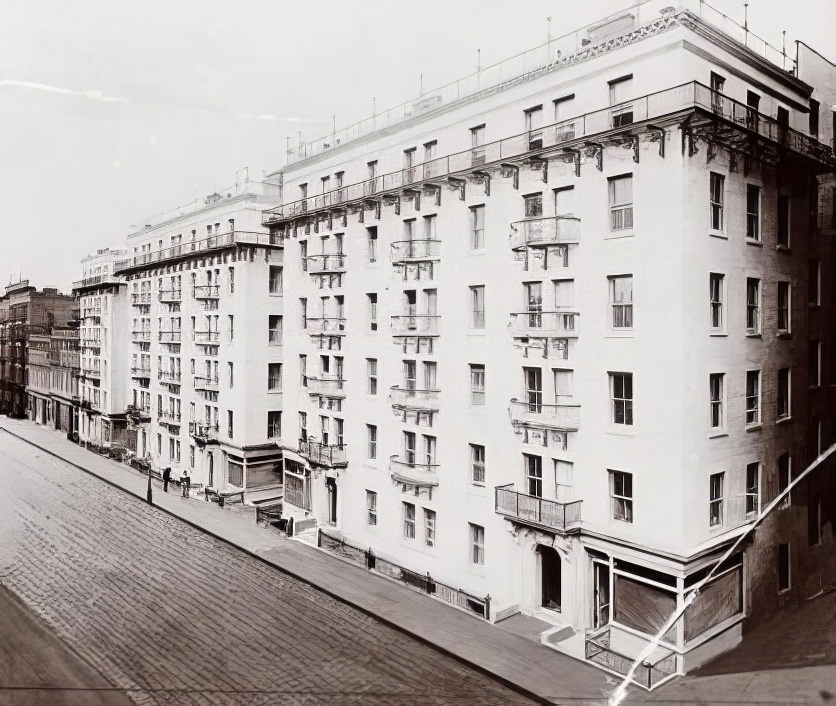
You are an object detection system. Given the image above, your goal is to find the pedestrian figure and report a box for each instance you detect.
[181,468,191,498]
[162,467,171,493]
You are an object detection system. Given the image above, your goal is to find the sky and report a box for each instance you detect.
[1,0,834,293]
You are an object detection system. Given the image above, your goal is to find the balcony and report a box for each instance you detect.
[81,366,102,379]
[306,317,346,335]
[72,274,122,291]
[510,216,580,250]
[159,410,182,425]
[305,254,346,274]
[79,338,101,351]
[158,370,181,383]
[193,375,219,391]
[495,484,581,534]
[299,439,347,467]
[389,385,440,412]
[158,330,182,344]
[193,285,219,300]
[131,330,150,342]
[131,292,152,307]
[127,405,151,423]
[391,315,440,336]
[82,307,102,320]
[509,398,580,432]
[193,331,219,344]
[306,376,346,398]
[131,365,151,378]
[189,421,219,444]
[510,311,579,338]
[158,289,182,303]
[389,455,439,488]
[390,239,441,264]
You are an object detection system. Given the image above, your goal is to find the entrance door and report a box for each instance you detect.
[326,477,337,524]
[593,562,611,628]
[539,546,562,611]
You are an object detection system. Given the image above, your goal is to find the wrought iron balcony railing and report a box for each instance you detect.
[189,421,219,440]
[193,285,220,300]
[130,366,151,378]
[510,216,580,249]
[299,439,347,467]
[390,315,440,336]
[131,331,150,342]
[495,484,581,533]
[304,254,346,273]
[305,317,346,334]
[158,289,182,303]
[509,398,581,431]
[510,311,579,337]
[390,239,441,263]
[306,376,346,397]
[131,292,152,306]
[158,330,182,344]
[193,331,219,344]
[158,370,181,382]
[389,385,440,411]
[193,375,219,391]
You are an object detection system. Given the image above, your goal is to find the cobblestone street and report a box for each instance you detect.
[0,431,535,706]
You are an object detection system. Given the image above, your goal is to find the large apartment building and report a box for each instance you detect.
[111,176,284,501]
[262,0,836,684]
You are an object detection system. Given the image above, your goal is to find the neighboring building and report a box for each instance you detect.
[0,280,74,418]
[73,248,130,450]
[262,0,836,686]
[48,325,81,436]
[111,175,284,501]
[26,331,52,425]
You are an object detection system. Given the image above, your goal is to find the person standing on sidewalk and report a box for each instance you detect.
[162,467,171,493]
[181,468,190,498]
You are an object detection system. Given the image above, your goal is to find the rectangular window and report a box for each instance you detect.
[268,315,282,345]
[367,226,378,263]
[808,496,822,547]
[367,358,378,395]
[610,470,633,522]
[424,508,436,547]
[228,267,234,294]
[525,105,544,149]
[777,543,790,591]
[608,75,633,126]
[524,367,543,411]
[778,453,791,508]
[608,175,633,230]
[299,354,307,387]
[367,293,378,331]
[227,410,234,438]
[404,431,416,464]
[809,260,821,305]
[810,98,820,137]
[300,241,308,271]
[299,411,307,441]
[554,94,576,139]
[710,273,724,329]
[709,472,724,526]
[403,502,416,539]
[366,491,377,526]
[269,266,283,294]
[710,172,724,231]
[267,411,281,439]
[228,362,233,388]
[268,363,282,391]
[471,205,485,250]
[609,275,633,328]
[524,192,543,218]
[746,462,760,516]
[470,125,485,165]
[777,195,791,248]
[422,434,436,465]
[470,444,486,485]
[469,523,485,564]
[470,364,486,405]
[610,373,633,426]
[746,184,761,240]
[710,373,724,430]
[470,285,485,329]
[745,370,761,426]
[367,424,377,460]
[810,340,821,388]
[777,282,790,332]
[777,368,791,419]
[554,369,573,399]
[746,278,760,334]
[524,454,543,497]
[710,71,726,112]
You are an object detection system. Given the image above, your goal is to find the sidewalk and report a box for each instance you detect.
[0,419,614,706]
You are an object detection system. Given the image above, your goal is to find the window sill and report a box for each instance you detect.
[607,426,635,437]
[709,331,728,337]
[469,249,486,256]
[775,415,792,426]
[606,329,634,337]
[708,230,728,240]
[605,230,634,240]
[745,423,763,433]
[745,238,763,247]
[468,330,488,335]
[708,431,728,439]
[776,330,792,339]
[745,332,761,338]
[775,245,792,254]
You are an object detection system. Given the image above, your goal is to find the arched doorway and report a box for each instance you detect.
[537,545,561,611]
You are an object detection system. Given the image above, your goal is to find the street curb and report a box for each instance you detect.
[0,427,556,706]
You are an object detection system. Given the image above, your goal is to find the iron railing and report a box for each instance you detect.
[509,398,581,431]
[510,311,579,336]
[585,627,678,689]
[495,484,582,532]
[390,239,441,262]
[299,439,347,466]
[510,216,580,249]
[391,315,440,335]
[389,386,440,410]
[389,455,439,486]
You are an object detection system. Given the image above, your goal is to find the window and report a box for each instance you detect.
[335,418,344,447]
[469,523,485,564]
[190,445,195,469]
[525,105,543,149]
[471,205,485,249]
[470,125,485,165]
[610,373,633,426]
[777,368,791,419]
[300,241,308,271]
[367,424,377,459]
[403,502,416,539]
[157,433,162,455]
[227,410,234,438]
[777,195,791,248]
[710,71,725,112]
[777,543,790,591]
[524,454,543,497]
[610,470,633,522]
[810,340,821,387]
[422,435,436,465]
[268,315,282,345]
[554,94,576,139]
[267,411,281,439]
[809,259,820,305]
[367,358,378,395]
[746,462,759,516]
[608,175,633,230]
[808,496,822,547]
[404,431,416,464]
[470,364,485,405]
[423,361,437,390]
[228,362,233,388]
[424,509,436,547]
[710,172,724,231]
[367,293,378,331]
[366,491,377,526]
[269,266,283,294]
[470,286,485,328]
[746,90,760,129]
[524,192,543,218]
[810,98,820,137]
[367,226,378,262]
[777,282,790,333]
[745,370,761,426]
[609,275,633,328]
[746,185,761,240]
[710,373,725,430]
[746,278,760,334]
[710,273,724,329]
[470,444,485,485]
[228,267,234,294]
[524,367,543,411]
[299,411,308,441]
[608,75,633,126]
[319,415,329,445]
[709,472,724,526]
[424,140,437,162]
[268,363,282,391]
[778,452,791,508]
